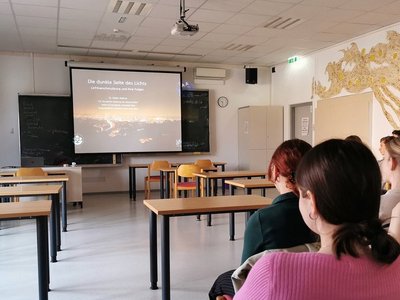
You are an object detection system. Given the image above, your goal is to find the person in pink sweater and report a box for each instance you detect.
[234,139,400,300]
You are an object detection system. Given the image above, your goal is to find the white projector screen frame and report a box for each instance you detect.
[70,67,182,154]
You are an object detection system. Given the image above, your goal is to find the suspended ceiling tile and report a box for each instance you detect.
[59,7,103,21]
[13,4,57,18]
[60,0,109,11]
[240,1,295,16]
[201,0,253,12]
[338,0,395,12]
[225,13,273,27]
[300,0,348,8]
[211,24,253,35]
[58,18,99,32]
[199,32,238,42]
[57,37,92,47]
[16,15,57,28]
[58,29,96,39]
[11,0,58,6]
[375,1,400,15]
[189,9,235,23]
[0,2,12,14]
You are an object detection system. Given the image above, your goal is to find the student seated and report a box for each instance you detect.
[234,139,400,300]
[209,139,317,300]
[380,137,400,224]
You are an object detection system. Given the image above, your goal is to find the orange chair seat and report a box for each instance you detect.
[146,175,161,181]
[177,182,196,188]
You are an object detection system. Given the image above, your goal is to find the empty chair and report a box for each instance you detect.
[16,167,46,176]
[195,159,215,197]
[174,164,201,198]
[15,167,47,202]
[144,160,171,199]
[194,159,214,170]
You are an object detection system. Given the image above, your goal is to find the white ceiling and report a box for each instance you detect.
[2,0,400,66]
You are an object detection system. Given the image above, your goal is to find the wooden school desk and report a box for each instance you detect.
[193,170,266,225]
[0,185,62,262]
[128,161,226,200]
[0,175,69,231]
[0,200,51,300]
[224,178,276,240]
[144,194,272,300]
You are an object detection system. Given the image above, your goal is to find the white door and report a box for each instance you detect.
[290,102,313,145]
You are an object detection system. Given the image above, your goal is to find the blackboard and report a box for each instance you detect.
[18,95,119,166]
[181,90,210,152]
[18,91,210,165]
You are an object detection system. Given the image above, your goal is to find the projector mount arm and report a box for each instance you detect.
[179,0,191,28]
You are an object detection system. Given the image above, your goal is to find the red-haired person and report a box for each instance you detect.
[234,139,400,300]
[209,139,317,300]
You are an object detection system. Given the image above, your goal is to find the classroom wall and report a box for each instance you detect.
[0,52,270,192]
[271,21,400,158]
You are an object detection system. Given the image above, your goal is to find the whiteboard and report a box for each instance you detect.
[315,92,372,147]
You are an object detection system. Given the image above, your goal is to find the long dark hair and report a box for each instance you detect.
[267,139,312,195]
[297,139,400,264]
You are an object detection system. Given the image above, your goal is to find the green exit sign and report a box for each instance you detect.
[288,56,299,64]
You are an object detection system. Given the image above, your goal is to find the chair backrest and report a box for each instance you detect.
[16,167,46,176]
[195,159,213,169]
[176,164,201,180]
[148,160,170,175]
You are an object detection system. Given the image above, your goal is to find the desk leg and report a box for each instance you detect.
[213,178,218,196]
[245,188,252,223]
[162,216,171,300]
[61,182,67,232]
[37,216,49,300]
[149,211,158,290]
[207,178,212,226]
[50,197,57,262]
[229,213,235,241]
[229,185,235,240]
[129,167,137,201]
[160,171,165,199]
[166,172,171,199]
[220,164,226,195]
[196,177,201,221]
[129,167,133,199]
[53,193,61,251]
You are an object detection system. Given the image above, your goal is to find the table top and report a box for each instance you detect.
[130,161,226,168]
[200,166,218,172]
[193,170,266,179]
[225,178,275,189]
[160,167,177,172]
[0,200,51,219]
[0,175,69,184]
[144,194,272,216]
[0,184,62,197]
[0,171,17,177]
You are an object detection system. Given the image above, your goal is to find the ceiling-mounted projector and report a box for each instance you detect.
[171,0,199,36]
[171,20,199,36]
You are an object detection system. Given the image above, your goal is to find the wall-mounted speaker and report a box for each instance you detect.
[245,68,257,84]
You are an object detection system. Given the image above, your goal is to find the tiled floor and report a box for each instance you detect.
[0,192,252,300]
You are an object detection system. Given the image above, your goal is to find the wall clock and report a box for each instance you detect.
[217,96,229,108]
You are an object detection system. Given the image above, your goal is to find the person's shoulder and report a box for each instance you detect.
[259,251,333,269]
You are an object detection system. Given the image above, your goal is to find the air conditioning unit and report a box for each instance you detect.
[195,68,226,79]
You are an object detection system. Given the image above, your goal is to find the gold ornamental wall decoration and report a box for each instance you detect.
[314,30,400,129]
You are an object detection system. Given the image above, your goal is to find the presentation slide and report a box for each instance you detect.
[70,68,182,153]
